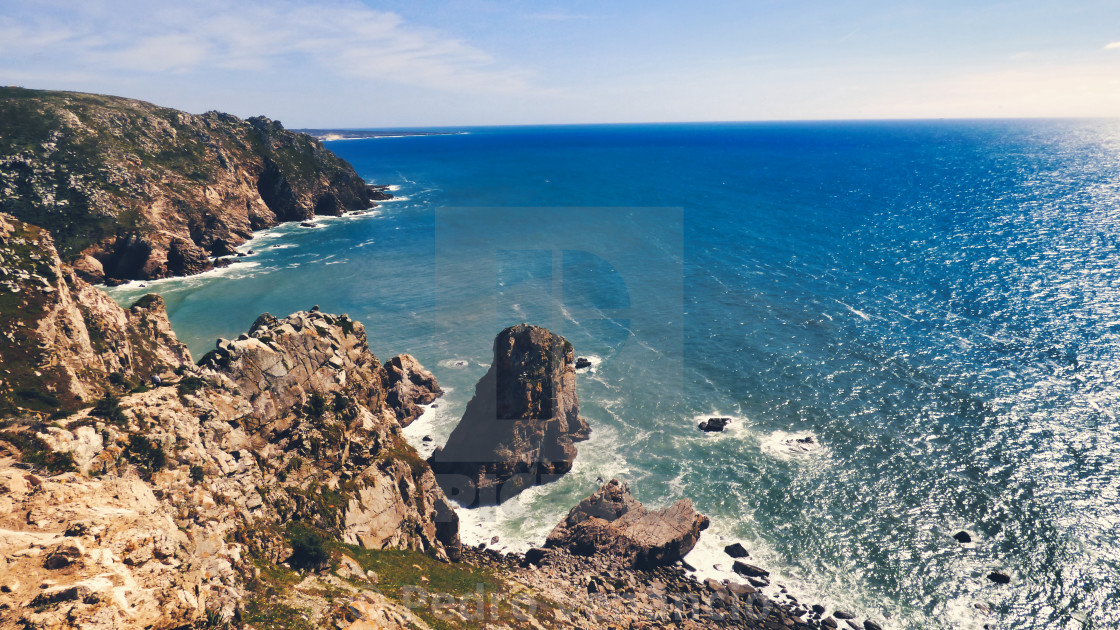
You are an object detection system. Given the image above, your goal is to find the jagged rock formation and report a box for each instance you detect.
[0,219,459,628]
[544,479,710,569]
[0,87,389,283]
[198,309,459,557]
[385,353,442,426]
[429,324,590,507]
[0,213,191,415]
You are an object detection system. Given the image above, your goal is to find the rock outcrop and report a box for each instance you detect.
[0,213,191,415]
[0,218,461,628]
[198,309,459,558]
[429,324,590,506]
[0,87,389,283]
[385,353,443,426]
[544,479,710,569]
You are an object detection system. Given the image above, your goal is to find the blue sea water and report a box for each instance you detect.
[107,120,1120,629]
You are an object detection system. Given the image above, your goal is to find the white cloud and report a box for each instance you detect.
[0,0,533,93]
[1105,42,1120,50]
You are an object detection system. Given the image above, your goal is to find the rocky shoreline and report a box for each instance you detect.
[0,87,390,284]
[0,208,894,629]
[0,87,896,628]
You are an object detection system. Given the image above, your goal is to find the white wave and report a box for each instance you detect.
[574,354,602,373]
[437,358,472,369]
[387,184,402,191]
[758,429,826,460]
[833,298,872,321]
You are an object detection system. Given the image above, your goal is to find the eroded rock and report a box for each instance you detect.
[430,324,590,506]
[544,479,709,569]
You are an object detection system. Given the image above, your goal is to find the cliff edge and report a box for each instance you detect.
[0,87,388,283]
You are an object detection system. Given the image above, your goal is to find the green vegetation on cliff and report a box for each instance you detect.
[0,87,383,282]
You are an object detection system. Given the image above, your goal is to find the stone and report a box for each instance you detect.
[385,354,442,426]
[834,610,855,619]
[698,417,730,432]
[723,542,749,558]
[429,324,590,506]
[864,621,884,630]
[953,531,972,544]
[731,561,769,578]
[544,479,709,569]
[987,571,1011,584]
[575,357,593,369]
[523,548,547,566]
[30,585,91,607]
[43,542,83,570]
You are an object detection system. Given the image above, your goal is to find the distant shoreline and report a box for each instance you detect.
[295,129,465,141]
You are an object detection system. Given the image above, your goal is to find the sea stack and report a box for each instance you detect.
[429,324,590,506]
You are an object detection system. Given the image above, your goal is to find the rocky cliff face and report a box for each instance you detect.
[0,213,191,415]
[544,479,710,569]
[0,218,461,628]
[198,309,460,559]
[384,353,443,427]
[429,324,590,507]
[0,87,388,283]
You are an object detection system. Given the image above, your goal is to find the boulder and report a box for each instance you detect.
[987,571,1011,584]
[723,542,749,558]
[953,530,972,544]
[698,417,730,432]
[575,357,592,369]
[385,354,443,426]
[732,561,770,578]
[544,479,709,569]
[429,324,590,506]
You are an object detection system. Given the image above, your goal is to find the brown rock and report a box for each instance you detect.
[0,88,387,283]
[0,214,191,414]
[544,479,709,569]
[385,354,442,426]
[429,324,589,506]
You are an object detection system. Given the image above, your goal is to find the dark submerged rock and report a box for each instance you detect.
[988,571,1011,584]
[698,417,730,432]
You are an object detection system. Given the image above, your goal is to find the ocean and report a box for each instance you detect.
[106,120,1120,629]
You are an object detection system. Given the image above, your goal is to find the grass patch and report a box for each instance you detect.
[326,542,540,630]
[125,433,166,477]
[90,394,128,426]
[177,375,208,396]
[0,430,75,473]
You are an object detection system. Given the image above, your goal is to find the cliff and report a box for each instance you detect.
[0,87,388,283]
[0,213,462,627]
[429,324,590,506]
[0,214,191,415]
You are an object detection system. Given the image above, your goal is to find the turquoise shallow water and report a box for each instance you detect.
[108,121,1120,629]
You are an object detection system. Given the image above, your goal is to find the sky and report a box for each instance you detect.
[1,0,1119,127]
